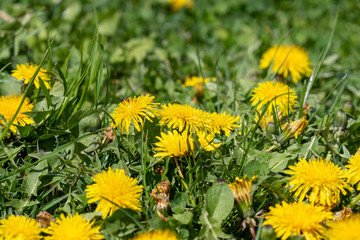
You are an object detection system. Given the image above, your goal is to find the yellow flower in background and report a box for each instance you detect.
[263,201,332,240]
[0,215,41,240]
[167,0,193,11]
[132,229,178,240]
[260,45,312,83]
[43,213,103,240]
[157,103,209,133]
[11,63,51,89]
[345,148,360,190]
[285,158,352,209]
[153,130,194,159]
[111,94,159,135]
[197,131,221,151]
[207,112,240,136]
[182,76,216,87]
[86,167,143,219]
[326,214,360,240]
[0,94,34,134]
[251,81,297,116]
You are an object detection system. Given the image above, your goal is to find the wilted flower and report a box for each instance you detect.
[43,213,103,240]
[0,94,34,134]
[286,158,352,209]
[263,201,332,240]
[86,167,143,219]
[150,180,171,221]
[259,45,312,83]
[111,94,159,135]
[36,211,56,228]
[251,81,297,116]
[277,117,308,145]
[11,63,51,89]
[229,175,256,218]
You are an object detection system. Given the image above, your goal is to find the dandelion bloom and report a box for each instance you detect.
[111,94,159,135]
[86,167,143,219]
[0,215,42,240]
[251,81,297,116]
[153,131,194,159]
[0,94,34,134]
[326,214,360,240]
[183,76,215,87]
[157,103,209,133]
[197,131,221,151]
[263,201,332,240]
[132,229,178,240]
[166,0,193,11]
[11,63,51,89]
[43,213,103,240]
[207,112,240,136]
[345,148,360,190]
[259,45,312,83]
[285,158,352,208]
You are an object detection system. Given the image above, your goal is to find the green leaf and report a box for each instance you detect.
[170,192,189,214]
[173,211,193,225]
[205,183,234,221]
[22,160,48,197]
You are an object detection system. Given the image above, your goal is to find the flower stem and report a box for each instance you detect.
[174,157,196,206]
[347,192,360,208]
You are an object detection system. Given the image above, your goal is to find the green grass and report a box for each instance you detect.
[1,0,360,239]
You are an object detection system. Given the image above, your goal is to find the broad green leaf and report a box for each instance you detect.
[205,183,234,221]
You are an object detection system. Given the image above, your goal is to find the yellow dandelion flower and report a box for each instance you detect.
[43,213,103,240]
[153,130,194,159]
[111,94,159,135]
[166,0,193,11]
[259,45,312,83]
[11,63,51,89]
[157,103,209,133]
[263,201,332,240]
[0,215,41,240]
[326,214,360,240]
[132,229,178,240]
[182,76,215,87]
[285,158,352,208]
[345,148,360,190]
[251,81,297,116]
[197,131,221,151]
[0,94,34,134]
[207,112,240,136]
[86,167,143,219]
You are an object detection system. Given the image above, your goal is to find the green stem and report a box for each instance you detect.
[347,192,360,208]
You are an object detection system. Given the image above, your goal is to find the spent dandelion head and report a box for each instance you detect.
[0,215,42,240]
[86,167,143,219]
[285,158,352,209]
[0,94,34,134]
[263,201,332,240]
[250,81,297,116]
[11,63,51,89]
[153,130,194,159]
[197,131,222,151]
[345,148,360,190]
[157,103,209,133]
[43,213,103,240]
[131,229,178,240]
[259,45,312,83]
[111,94,159,135]
[326,214,360,240]
[207,112,240,136]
